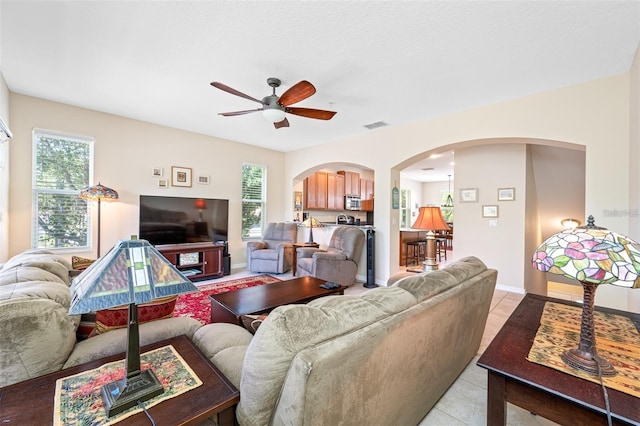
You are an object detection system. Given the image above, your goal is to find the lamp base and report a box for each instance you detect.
[101,369,164,417]
[421,257,439,271]
[560,348,617,377]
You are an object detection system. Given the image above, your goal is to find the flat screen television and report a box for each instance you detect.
[139,195,229,247]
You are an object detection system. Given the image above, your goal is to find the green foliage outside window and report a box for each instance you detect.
[242,163,266,239]
[32,130,93,249]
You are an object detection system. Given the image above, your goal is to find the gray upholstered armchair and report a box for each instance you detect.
[296,226,365,286]
[246,222,298,274]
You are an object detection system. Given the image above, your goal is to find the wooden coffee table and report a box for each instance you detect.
[0,335,239,426]
[210,275,345,325]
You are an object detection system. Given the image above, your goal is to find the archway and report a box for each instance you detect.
[392,137,585,295]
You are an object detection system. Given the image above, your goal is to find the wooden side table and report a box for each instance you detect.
[477,294,640,426]
[0,335,239,426]
[292,242,320,276]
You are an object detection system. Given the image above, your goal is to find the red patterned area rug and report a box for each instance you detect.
[173,274,281,325]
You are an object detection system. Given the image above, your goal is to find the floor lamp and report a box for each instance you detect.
[80,182,119,257]
[411,206,451,271]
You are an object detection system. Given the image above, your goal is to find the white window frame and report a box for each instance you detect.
[241,163,267,240]
[32,128,94,251]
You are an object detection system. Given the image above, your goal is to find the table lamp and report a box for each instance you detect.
[194,198,207,222]
[79,182,119,257]
[532,215,640,376]
[300,216,322,245]
[411,206,451,270]
[69,239,199,417]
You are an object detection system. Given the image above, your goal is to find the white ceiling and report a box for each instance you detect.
[1,1,639,181]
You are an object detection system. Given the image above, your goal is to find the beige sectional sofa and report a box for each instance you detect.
[193,256,497,425]
[0,249,202,388]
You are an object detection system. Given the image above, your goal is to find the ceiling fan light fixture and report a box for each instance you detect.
[262,108,286,123]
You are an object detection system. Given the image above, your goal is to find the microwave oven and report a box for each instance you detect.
[345,196,362,210]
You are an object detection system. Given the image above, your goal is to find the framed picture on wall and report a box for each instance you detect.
[459,188,478,203]
[171,166,192,187]
[498,187,515,201]
[482,205,499,218]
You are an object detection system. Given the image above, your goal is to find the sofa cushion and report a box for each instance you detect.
[237,291,416,426]
[0,297,78,387]
[0,280,73,307]
[0,266,69,287]
[251,249,278,261]
[393,256,488,303]
[63,316,202,369]
[1,252,72,285]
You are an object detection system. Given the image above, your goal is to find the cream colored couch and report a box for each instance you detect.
[0,249,202,388]
[193,256,497,425]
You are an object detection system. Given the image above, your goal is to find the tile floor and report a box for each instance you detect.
[218,259,561,426]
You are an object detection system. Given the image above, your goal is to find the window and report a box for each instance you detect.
[241,163,266,239]
[440,190,454,223]
[400,189,411,228]
[32,129,93,250]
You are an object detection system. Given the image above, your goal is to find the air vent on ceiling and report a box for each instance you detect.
[363,121,388,130]
[421,167,434,171]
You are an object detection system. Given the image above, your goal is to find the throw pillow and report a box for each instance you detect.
[93,295,178,335]
[71,256,95,271]
[240,314,268,334]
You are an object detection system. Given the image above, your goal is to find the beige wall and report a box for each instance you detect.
[0,72,9,262]
[4,45,639,311]
[629,44,640,311]
[8,95,287,266]
[286,73,635,311]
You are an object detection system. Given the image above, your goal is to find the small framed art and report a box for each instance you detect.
[157,179,168,188]
[482,205,499,218]
[171,166,192,187]
[459,188,478,203]
[498,187,515,201]
[152,167,164,177]
[197,175,210,185]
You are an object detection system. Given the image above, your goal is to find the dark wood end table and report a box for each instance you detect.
[0,335,239,426]
[477,293,640,426]
[210,275,345,325]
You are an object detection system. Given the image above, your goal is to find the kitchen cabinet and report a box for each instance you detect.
[360,178,374,200]
[328,173,345,210]
[304,171,328,209]
[338,171,360,196]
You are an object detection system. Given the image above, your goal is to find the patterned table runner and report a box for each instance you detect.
[54,345,202,425]
[527,301,640,397]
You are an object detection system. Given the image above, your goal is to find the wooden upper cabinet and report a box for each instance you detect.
[304,171,328,209]
[338,171,360,196]
[327,173,345,210]
[360,178,374,200]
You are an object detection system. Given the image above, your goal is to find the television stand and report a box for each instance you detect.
[157,242,224,281]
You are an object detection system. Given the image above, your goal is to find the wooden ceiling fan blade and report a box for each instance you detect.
[286,107,336,120]
[278,81,316,106]
[219,108,263,116]
[211,82,263,104]
[274,118,290,129]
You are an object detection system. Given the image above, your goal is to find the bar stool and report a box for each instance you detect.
[406,240,427,266]
[435,237,447,262]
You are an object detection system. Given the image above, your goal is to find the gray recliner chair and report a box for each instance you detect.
[296,226,365,286]
[246,222,298,274]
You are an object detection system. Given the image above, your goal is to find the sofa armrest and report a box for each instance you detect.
[192,323,253,388]
[247,241,267,253]
[297,247,323,259]
[63,316,202,369]
[313,252,347,262]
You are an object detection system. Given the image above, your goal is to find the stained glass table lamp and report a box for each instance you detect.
[532,215,640,376]
[69,239,198,416]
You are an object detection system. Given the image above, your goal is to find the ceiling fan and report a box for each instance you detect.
[210,78,337,129]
